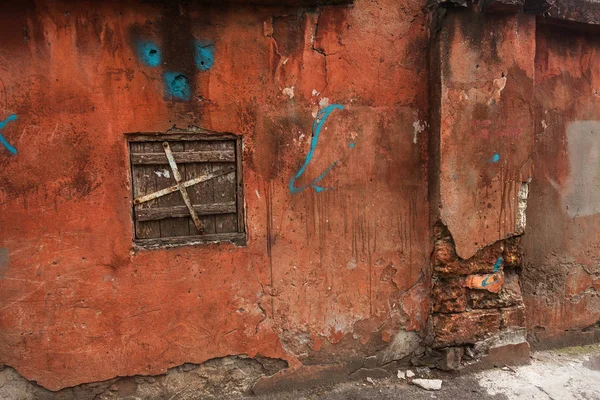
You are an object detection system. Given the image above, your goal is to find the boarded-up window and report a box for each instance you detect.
[128,132,244,248]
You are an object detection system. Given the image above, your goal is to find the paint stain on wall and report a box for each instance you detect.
[132,34,214,101]
[163,72,191,101]
[195,41,215,71]
[489,153,500,163]
[289,104,345,194]
[563,121,600,217]
[493,257,503,272]
[136,40,162,67]
[0,114,17,155]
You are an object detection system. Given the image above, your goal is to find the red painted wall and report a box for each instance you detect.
[0,0,430,389]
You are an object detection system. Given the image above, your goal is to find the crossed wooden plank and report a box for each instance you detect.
[133,141,235,233]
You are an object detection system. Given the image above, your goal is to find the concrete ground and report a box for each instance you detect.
[246,344,600,400]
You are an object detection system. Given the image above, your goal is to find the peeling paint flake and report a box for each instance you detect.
[319,97,330,109]
[487,75,507,105]
[154,169,170,179]
[413,120,426,144]
[282,86,295,99]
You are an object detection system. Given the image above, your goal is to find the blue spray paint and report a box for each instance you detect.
[0,114,17,155]
[163,72,191,101]
[289,104,344,194]
[493,257,503,272]
[481,274,496,287]
[490,153,500,163]
[349,142,355,149]
[136,40,161,67]
[195,41,215,71]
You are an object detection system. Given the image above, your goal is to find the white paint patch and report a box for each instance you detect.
[312,89,318,96]
[282,57,289,65]
[541,119,548,130]
[346,258,357,270]
[413,120,426,144]
[319,97,330,108]
[154,169,170,178]
[282,86,295,99]
[255,189,261,199]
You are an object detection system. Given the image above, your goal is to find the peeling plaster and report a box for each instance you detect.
[282,86,295,99]
[319,97,330,108]
[515,181,529,235]
[413,120,426,144]
[487,75,507,105]
[381,330,420,364]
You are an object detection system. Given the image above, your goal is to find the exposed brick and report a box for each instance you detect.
[465,272,504,293]
[433,310,500,348]
[432,278,467,313]
[501,306,526,328]
[503,236,522,268]
[436,241,504,276]
[433,238,457,266]
[469,271,523,309]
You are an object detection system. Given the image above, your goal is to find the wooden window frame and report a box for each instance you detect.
[126,130,245,249]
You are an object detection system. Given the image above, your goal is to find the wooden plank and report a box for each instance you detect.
[163,142,203,233]
[135,202,237,221]
[185,140,216,234]
[126,133,238,142]
[132,167,235,205]
[235,137,245,233]
[131,150,235,165]
[157,142,190,237]
[214,140,238,233]
[135,232,246,249]
[131,142,161,239]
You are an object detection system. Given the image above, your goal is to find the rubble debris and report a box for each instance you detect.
[411,378,443,391]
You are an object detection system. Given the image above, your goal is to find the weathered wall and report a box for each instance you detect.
[426,8,534,370]
[435,10,535,260]
[522,22,600,348]
[2,0,600,394]
[0,0,430,391]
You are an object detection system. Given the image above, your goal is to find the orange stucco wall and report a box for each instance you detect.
[0,0,430,389]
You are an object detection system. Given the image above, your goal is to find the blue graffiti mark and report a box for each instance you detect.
[493,257,503,272]
[137,40,161,67]
[289,104,344,194]
[0,114,17,155]
[349,142,355,149]
[195,41,215,71]
[490,153,500,163]
[481,274,498,287]
[163,72,191,101]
